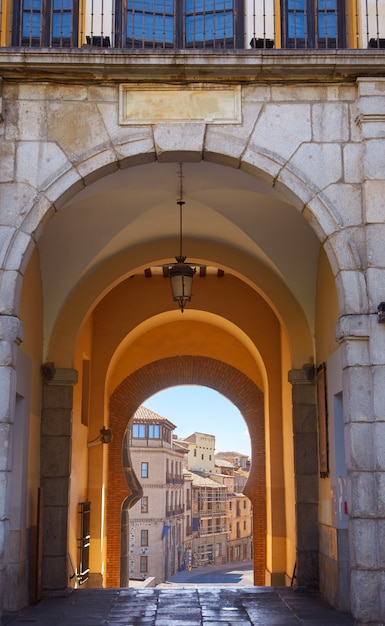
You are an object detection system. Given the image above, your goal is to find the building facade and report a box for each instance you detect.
[183,432,216,473]
[216,452,250,472]
[1,2,385,624]
[126,407,187,584]
[227,493,253,564]
[190,473,229,568]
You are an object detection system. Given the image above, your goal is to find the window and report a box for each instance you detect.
[140,555,148,573]
[141,529,149,546]
[141,462,149,478]
[132,423,146,438]
[281,0,345,48]
[116,0,244,49]
[141,496,148,513]
[194,449,197,457]
[149,424,160,438]
[13,0,79,46]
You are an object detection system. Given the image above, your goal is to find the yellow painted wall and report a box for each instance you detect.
[81,271,293,582]
[18,248,43,529]
[315,248,339,364]
[315,248,339,526]
[281,327,296,583]
[68,315,93,585]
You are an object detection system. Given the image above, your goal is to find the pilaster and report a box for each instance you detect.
[0,316,23,614]
[40,365,77,591]
[288,367,318,588]
[336,314,385,624]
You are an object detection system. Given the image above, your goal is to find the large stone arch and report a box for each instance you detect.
[1,100,367,613]
[1,141,365,330]
[107,356,265,587]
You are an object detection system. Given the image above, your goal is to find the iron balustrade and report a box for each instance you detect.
[166,505,185,517]
[2,1,385,50]
[199,505,227,516]
[166,474,184,484]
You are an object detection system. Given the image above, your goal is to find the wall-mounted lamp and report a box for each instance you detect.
[169,164,196,313]
[41,362,56,381]
[378,302,385,323]
[302,362,315,381]
[87,426,113,447]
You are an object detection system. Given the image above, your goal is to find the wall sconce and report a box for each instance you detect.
[41,362,56,381]
[378,302,385,323]
[87,427,113,447]
[302,362,315,381]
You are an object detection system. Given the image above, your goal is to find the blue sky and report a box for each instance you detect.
[143,385,251,457]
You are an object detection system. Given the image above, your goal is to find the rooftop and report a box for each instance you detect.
[132,405,176,430]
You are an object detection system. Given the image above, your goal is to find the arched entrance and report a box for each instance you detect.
[6,133,354,614]
[107,356,265,587]
[30,157,322,597]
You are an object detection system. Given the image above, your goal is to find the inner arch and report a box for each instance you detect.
[107,356,266,587]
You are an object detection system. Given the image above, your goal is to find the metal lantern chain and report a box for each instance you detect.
[169,164,196,313]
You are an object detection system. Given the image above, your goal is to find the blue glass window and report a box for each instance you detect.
[126,0,174,45]
[149,424,160,438]
[132,423,146,438]
[283,0,343,48]
[287,0,306,39]
[17,0,77,45]
[52,12,72,38]
[22,12,41,38]
[123,0,240,49]
[317,0,337,38]
[141,462,149,478]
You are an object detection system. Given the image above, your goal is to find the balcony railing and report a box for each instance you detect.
[166,506,184,517]
[166,474,184,485]
[1,1,385,51]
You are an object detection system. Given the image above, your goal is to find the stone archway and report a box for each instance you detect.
[107,355,265,587]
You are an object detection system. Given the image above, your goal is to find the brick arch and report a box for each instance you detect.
[107,355,265,587]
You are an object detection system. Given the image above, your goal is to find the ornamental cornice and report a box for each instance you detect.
[1,50,385,84]
[356,113,385,127]
[0,315,23,345]
[335,314,370,343]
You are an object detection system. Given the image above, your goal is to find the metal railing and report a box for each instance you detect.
[166,506,184,517]
[1,0,384,50]
[166,473,184,485]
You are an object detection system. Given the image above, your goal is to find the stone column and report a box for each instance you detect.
[336,314,385,624]
[0,316,23,613]
[41,366,77,590]
[346,77,385,624]
[288,368,319,588]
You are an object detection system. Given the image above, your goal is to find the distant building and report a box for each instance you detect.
[227,493,253,563]
[127,421,253,582]
[127,406,188,584]
[182,433,253,569]
[189,472,228,567]
[183,432,216,473]
[215,458,248,493]
[215,451,250,471]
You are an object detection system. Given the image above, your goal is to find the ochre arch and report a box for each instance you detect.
[107,355,265,587]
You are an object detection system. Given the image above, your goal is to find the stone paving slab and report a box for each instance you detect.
[2,587,355,626]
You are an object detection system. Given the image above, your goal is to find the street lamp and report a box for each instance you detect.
[169,164,196,313]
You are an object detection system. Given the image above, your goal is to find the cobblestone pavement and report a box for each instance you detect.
[3,587,355,626]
